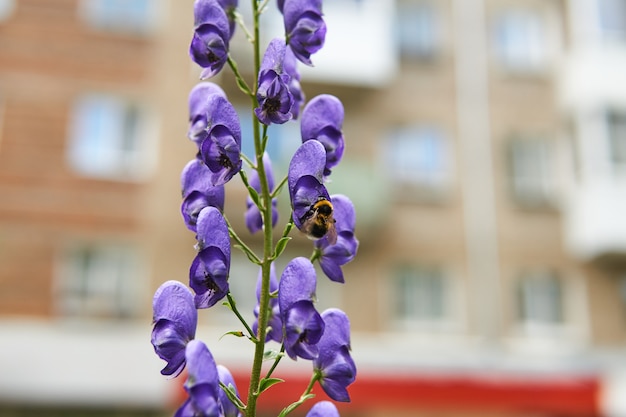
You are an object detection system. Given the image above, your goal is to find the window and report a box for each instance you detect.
[606,110,626,171]
[67,94,157,181]
[507,137,555,208]
[0,0,15,22]
[57,244,142,319]
[393,264,450,329]
[516,270,563,327]
[78,0,162,35]
[385,125,452,200]
[494,10,546,73]
[396,2,439,60]
[598,0,626,41]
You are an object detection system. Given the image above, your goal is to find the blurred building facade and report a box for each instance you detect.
[2,0,626,416]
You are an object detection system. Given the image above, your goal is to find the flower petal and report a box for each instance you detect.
[217,365,241,417]
[288,140,326,199]
[283,300,325,360]
[151,281,197,377]
[152,280,198,329]
[184,340,222,415]
[305,401,340,417]
[196,206,230,255]
[278,257,317,312]
[313,309,356,402]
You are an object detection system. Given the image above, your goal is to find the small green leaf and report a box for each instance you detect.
[273,236,291,259]
[247,185,261,208]
[258,377,284,395]
[220,382,247,410]
[220,330,245,339]
[263,349,284,361]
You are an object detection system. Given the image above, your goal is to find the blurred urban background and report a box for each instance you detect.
[1,0,626,416]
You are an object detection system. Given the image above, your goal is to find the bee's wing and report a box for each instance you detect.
[325,221,338,245]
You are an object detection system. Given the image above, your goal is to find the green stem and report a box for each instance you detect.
[225,217,261,265]
[277,372,320,417]
[264,344,285,380]
[270,174,288,198]
[226,293,257,341]
[245,1,269,415]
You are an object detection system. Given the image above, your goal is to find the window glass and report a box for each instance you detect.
[0,0,15,22]
[494,10,545,72]
[517,270,563,325]
[393,264,448,328]
[385,125,451,200]
[507,137,554,207]
[607,110,626,169]
[396,2,438,60]
[67,94,156,181]
[598,0,626,41]
[57,244,142,319]
[78,0,161,35]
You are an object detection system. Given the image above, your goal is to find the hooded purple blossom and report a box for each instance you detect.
[190,0,230,79]
[284,46,305,119]
[187,82,226,145]
[189,207,231,309]
[313,309,356,402]
[151,281,198,378]
[306,401,340,417]
[279,257,325,360]
[216,0,238,39]
[174,340,222,417]
[217,365,242,417]
[301,95,345,177]
[283,0,327,66]
[314,195,358,283]
[245,153,278,234]
[181,159,225,233]
[252,263,282,343]
[199,94,242,186]
[288,140,331,231]
[255,38,294,125]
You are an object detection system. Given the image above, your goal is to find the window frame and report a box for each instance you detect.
[77,0,163,36]
[384,124,453,202]
[492,8,548,74]
[67,92,158,182]
[55,242,144,320]
[506,135,557,209]
[390,263,460,332]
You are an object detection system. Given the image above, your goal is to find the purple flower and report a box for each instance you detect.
[175,340,222,417]
[314,195,358,283]
[190,0,230,79]
[313,309,356,402]
[199,94,242,186]
[283,0,327,66]
[188,82,226,145]
[189,207,231,309]
[255,38,294,125]
[181,159,225,232]
[284,46,305,119]
[245,153,278,234]
[301,95,345,176]
[151,281,197,378]
[217,365,242,417]
[288,141,333,239]
[252,263,282,343]
[306,401,340,417]
[216,0,238,39]
[279,257,325,360]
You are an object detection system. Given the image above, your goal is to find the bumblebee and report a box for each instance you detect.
[300,197,337,245]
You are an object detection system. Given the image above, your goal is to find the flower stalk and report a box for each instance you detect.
[150,1,357,416]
